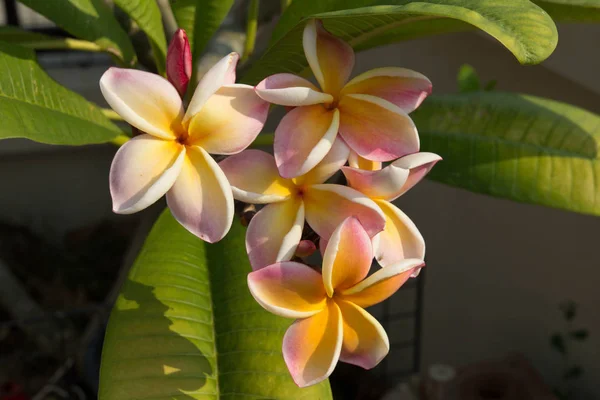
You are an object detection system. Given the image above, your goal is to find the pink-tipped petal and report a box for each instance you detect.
[322,217,373,297]
[246,198,305,270]
[255,73,333,106]
[187,84,269,154]
[337,300,389,369]
[219,150,295,204]
[342,165,409,200]
[297,137,350,186]
[166,146,234,242]
[338,94,419,161]
[184,52,239,123]
[100,68,184,140]
[166,29,192,96]
[283,301,342,387]
[388,152,442,200]
[303,19,354,96]
[348,151,382,171]
[110,134,185,214]
[373,200,425,267]
[303,184,385,240]
[248,262,327,319]
[340,259,425,308]
[342,67,432,113]
[274,105,339,178]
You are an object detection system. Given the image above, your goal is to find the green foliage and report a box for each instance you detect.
[18,0,136,65]
[533,0,600,22]
[411,92,600,216]
[99,210,332,400]
[243,0,557,84]
[113,0,167,74]
[0,43,122,145]
[0,26,55,44]
[457,64,480,93]
[171,0,235,61]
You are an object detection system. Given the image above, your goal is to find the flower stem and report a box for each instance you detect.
[250,133,274,148]
[110,135,130,147]
[102,109,124,121]
[23,38,103,52]
[241,0,259,63]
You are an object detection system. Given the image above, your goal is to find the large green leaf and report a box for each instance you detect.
[99,210,332,399]
[0,26,55,44]
[114,0,167,74]
[0,43,122,145]
[533,0,600,22]
[18,0,136,65]
[412,92,600,216]
[170,0,235,61]
[242,0,557,84]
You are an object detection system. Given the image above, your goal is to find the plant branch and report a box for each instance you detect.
[23,38,102,52]
[102,109,124,121]
[242,0,259,63]
[110,134,130,147]
[156,0,179,41]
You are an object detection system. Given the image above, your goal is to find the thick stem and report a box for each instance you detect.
[242,0,259,63]
[156,0,179,41]
[23,38,102,52]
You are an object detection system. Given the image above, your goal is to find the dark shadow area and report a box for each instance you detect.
[100,279,213,399]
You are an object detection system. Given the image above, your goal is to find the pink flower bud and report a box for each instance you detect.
[294,240,317,258]
[166,29,192,96]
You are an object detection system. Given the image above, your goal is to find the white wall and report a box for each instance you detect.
[0,22,599,398]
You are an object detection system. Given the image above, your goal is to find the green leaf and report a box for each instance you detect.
[243,0,557,84]
[0,26,55,44]
[533,0,600,22]
[171,0,235,61]
[411,92,600,216]
[18,0,136,65]
[551,334,567,355]
[0,43,122,145]
[570,329,589,340]
[457,64,480,93]
[113,0,167,74]
[99,210,332,399]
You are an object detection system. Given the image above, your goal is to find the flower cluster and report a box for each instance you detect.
[100,21,440,387]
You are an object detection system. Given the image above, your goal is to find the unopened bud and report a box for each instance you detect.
[166,29,192,97]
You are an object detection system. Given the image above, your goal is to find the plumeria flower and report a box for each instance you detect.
[100,52,269,242]
[342,152,441,269]
[219,139,385,270]
[255,19,432,178]
[248,217,425,387]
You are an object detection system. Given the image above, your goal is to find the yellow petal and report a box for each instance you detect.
[322,217,373,297]
[247,261,327,318]
[337,300,389,369]
[339,259,424,308]
[283,301,342,387]
[166,146,234,242]
[348,151,382,171]
[187,84,269,154]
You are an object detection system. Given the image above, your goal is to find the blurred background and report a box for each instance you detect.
[0,1,599,399]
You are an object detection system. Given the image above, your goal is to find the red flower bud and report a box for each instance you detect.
[166,29,192,96]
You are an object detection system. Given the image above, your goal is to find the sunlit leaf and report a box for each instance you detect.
[99,210,333,399]
[0,43,121,145]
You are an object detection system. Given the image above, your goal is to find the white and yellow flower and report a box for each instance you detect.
[248,217,424,387]
[100,53,269,242]
[343,152,441,268]
[255,19,432,178]
[219,140,386,270]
